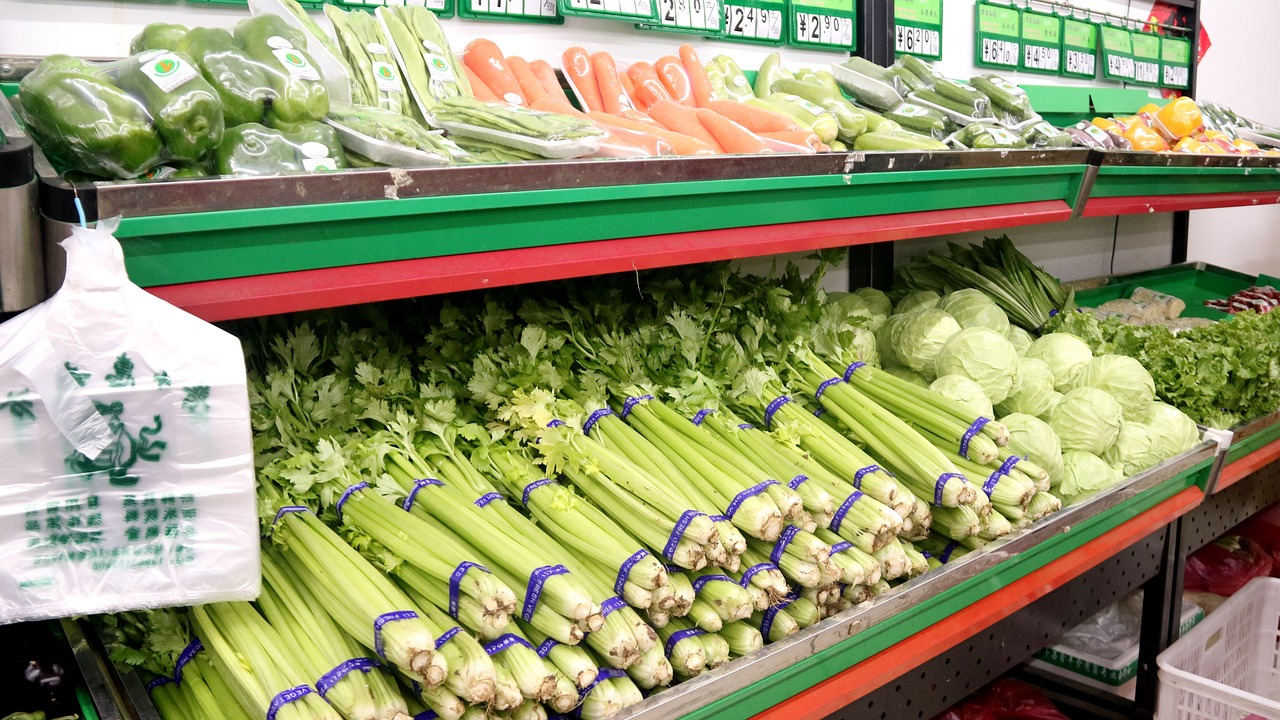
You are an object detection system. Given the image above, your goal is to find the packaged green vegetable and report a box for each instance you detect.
[951,122,1028,149]
[706,56,754,102]
[969,75,1034,121]
[18,55,165,178]
[432,97,602,159]
[116,50,225,163]
[213,121,348,176]
[325,5,408,114]
[249,0,354,105]
[234,13,330,125]
[772,77,866,142]
[379,6,470,120]
[884,101,950,139]
[130,23,190,54]
[327,103,462,166]
[830,61,902,112]
[176,28,274,127]
[1020,121,1073,148]
[754,52,793,98]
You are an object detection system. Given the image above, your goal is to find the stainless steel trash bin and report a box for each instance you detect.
[0,94,43,311]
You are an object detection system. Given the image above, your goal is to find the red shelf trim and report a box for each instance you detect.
[147,201,1072,322]
[751,485,1206,720]
[1082,192,1280,217]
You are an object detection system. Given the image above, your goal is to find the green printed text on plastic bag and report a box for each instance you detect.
[894,0,942,59]
[1160,36,1190,89]
[790,0,856,52]
[974,2,1021,70]
[1019,9,1061,75]
[1061,17,1097,78]
[1129,32,1161,86]
[1100,24,1135,81]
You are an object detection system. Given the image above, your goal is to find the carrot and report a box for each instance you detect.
[756,134,816,154]
[587,111,718,155]
[627,62,672,111]
[760,130,825,152]
[592,52,633,115]
[619,73,644,112]
[593,123,674,156]
[706,99,802,134]
[464,39,526,105]
[531,95,584,116]
[463,66,502,103]
[655,55,694,107]
[695,108,770,154]
[680,44,715,108]
[646,99,724,151]
[505,56,546,106]
[530,60,573,106]
[561,47,604,112]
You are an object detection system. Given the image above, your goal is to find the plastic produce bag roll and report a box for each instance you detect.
[0,219,259,623]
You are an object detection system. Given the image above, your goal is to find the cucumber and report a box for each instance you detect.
[889,65,925,94]
[933,78,990,111]
[969,75,1033,119]
[898,55,941,86]
[854,129,948,151]
[830,63,902,111]
[955,122,1026,149]
[884,102,949,138]
[911,89,988,119]
[841,57,895,83]
[827,139,848,152]
[849,105,900,133]
[1021,121,1073,148]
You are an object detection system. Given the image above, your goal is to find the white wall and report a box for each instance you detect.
[1185,0,1280,276]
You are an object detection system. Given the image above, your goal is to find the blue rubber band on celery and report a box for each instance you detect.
[522,565,570,622]
[402,478,443,511]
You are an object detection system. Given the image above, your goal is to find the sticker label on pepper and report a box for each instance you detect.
[303,157,338,172]
[140,53,199,93]
[373,62,402,92]
[272,49,321,81]
[423,53,457,82]
[267,36,294,50]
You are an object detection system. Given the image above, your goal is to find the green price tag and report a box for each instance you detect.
[1061,16,1097,78]
[560,0,657,22]
[636,0,722,36]
[717,0,786,45]
[1129,31,1161,86]
[894,0,942,59]
[1020,9,1061,75]
[1160,35,1191,89]
[1099,23,1135,81]
[974,1,1021,70]
[789,0,856,52]
[459,0,560,23]
[336,0,455,17]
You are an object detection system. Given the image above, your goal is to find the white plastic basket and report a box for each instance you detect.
[1157,577,1280,720]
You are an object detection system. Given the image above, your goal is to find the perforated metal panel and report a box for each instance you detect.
[1182,460,1280,555]
[825,529,1171,720]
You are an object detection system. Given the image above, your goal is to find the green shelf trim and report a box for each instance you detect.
[680,458,1209,720]
[1091,164,1280,197]
[114,164,1086,287]
[1225,420,1280,465]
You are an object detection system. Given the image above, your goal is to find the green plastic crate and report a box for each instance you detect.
[1073,263,1271,321]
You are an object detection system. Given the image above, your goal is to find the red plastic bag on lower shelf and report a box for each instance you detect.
[1233,502,1280,578]
[1184,536,1274,596]
[932,679,1070,720]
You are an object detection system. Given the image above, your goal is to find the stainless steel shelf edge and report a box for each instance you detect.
[611,443,1214,720]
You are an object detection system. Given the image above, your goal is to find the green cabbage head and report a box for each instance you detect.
[1049,386,1124,455]
[1144,401,1202,460]
[1075,354,1156,422]
[938,289,1010,334]
[1057,450,1124,500]
[1025,333,1093,392]
[934,327,1020,404]
[997,357,1056,417]
[930,375,994,420]
[1000,412,1064,484]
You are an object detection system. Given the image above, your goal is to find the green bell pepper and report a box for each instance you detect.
[177,28,272,128]
[116,51,225,162]
[234,14,329,125]
[130,23,189,55]
[19,55,164,178]
[214,122,346,176]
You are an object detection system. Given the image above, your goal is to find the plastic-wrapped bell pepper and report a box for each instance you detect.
[1123,122,1170,152]
[116,50,225,163]
[753,52,793,98]
[1154,97,1203,141]
[234,14,329,125]
[18,55,164,178]
[281,122,349,171]
[177,28,273,127]
[214,122,347,176]
[130,23,190,55]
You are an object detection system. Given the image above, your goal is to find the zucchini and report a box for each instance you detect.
[884,102,949,138]
[910,89,990,119]
[898,55,941,86]
[830,63,902,111]
[853,129,948,151]
[933,78,990,111]
[969,75,1033,119]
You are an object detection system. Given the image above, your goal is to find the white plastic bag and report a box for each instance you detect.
[0,219,259,623]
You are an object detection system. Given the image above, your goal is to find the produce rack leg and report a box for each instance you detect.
[1180,458,1280,555]
[1134,517,1186,720]
[848,242,895,291]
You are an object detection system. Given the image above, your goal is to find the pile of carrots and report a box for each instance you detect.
[460,39,827,157]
